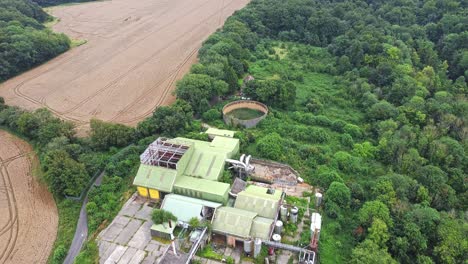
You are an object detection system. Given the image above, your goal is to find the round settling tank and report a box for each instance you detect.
[274,220,283,234]
[290,206,299,223]
[222,100,269,128]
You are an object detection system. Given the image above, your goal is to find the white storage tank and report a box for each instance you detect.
[310,212,322,242]
[254,238,262,257]
[280,204,288,222]
[244,239,253,254]
[272,234,281,243]
[274,220,283,234]
[289,206,299,223]
[315,192,323,207]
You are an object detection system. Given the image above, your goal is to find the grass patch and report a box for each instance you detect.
[226,108,265,120]
[197,244,234,264]
[48,199,81,264]
[43,16,60,28]
[71,39,88,48]
[74,240,99,264]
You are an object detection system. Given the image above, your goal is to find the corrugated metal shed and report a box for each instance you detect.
[151,223,175,240]
[133,164,177,192]
[250,217,274,240]
[234,185,282,219]
[173,176,230,204]
[161,194,221,222]
[212,207,257,238]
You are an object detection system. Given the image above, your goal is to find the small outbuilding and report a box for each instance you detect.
[160,194,222,224]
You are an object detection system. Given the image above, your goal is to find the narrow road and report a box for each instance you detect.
[63,172,105,264]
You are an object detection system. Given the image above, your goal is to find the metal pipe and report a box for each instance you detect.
[225,159,247,169]
[245,155,251,167]
[240,154,246,164]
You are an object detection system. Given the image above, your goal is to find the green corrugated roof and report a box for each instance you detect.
[210,137,239,158]
[243,185,283,200]
[234,186,282,219]
[161,194,221,222]
[134,135,239,194]
[133,164,177,192]
[206,128,235,138]
[212,207,257,238]
[250,217,274,240]
[183,148,226,181]
[174,176,230,197]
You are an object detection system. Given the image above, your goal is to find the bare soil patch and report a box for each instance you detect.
[0,130,58,263]
[0,0,249,127]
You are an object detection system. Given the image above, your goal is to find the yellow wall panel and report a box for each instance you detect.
[137,186,148,197]
[149,189,160,199]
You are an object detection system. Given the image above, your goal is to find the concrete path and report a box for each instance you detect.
[64,172,105,264]
[97,193,169,264]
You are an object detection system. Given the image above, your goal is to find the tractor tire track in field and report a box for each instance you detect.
[0,131,57,264]
[60,0,237,117]
[0,152,21,263]
[11,0,214,118]
[109,0,235,124]
[0,0,250,127]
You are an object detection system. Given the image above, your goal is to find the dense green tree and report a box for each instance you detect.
[0,0,70,81]
[43,150,90,197]
[434,215,468,264]
[176,74,228,114]
[358,200,392,228]
[90,119,135,150]
[325,181,351,208]
[256,132,283,161]
[350,240,397,264]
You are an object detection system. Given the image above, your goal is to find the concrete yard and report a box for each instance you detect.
[97,194,168,264]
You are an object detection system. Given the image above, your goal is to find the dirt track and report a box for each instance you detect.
[0,0,249,127]
[0,130,58,263]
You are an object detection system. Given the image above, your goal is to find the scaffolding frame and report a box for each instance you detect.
[140,137,189,169]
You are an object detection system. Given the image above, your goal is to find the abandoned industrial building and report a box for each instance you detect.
[127,129,321,263]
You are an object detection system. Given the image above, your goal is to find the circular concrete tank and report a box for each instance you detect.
[222,100,268,128]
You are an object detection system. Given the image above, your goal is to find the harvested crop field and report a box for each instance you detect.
[0,130,58,263]
[0,0,249,127]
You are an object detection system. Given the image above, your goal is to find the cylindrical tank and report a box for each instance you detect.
[274,220,283,234]
[315,192,323,207]
[272,234,281,243]
[289,206,299,223]
[243,239,253,254]
[254,238,262,257]
[280,204,288,222]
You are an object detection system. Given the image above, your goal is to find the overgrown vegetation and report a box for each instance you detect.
[197,244,235,264]
[0,0,466,263]
[163,0,467,263]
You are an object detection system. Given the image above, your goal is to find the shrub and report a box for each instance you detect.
[315,170,344,190]
[326,182,351,208]
[257,132,283,160]
[152,209,177,225]
[202,109,221,122]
